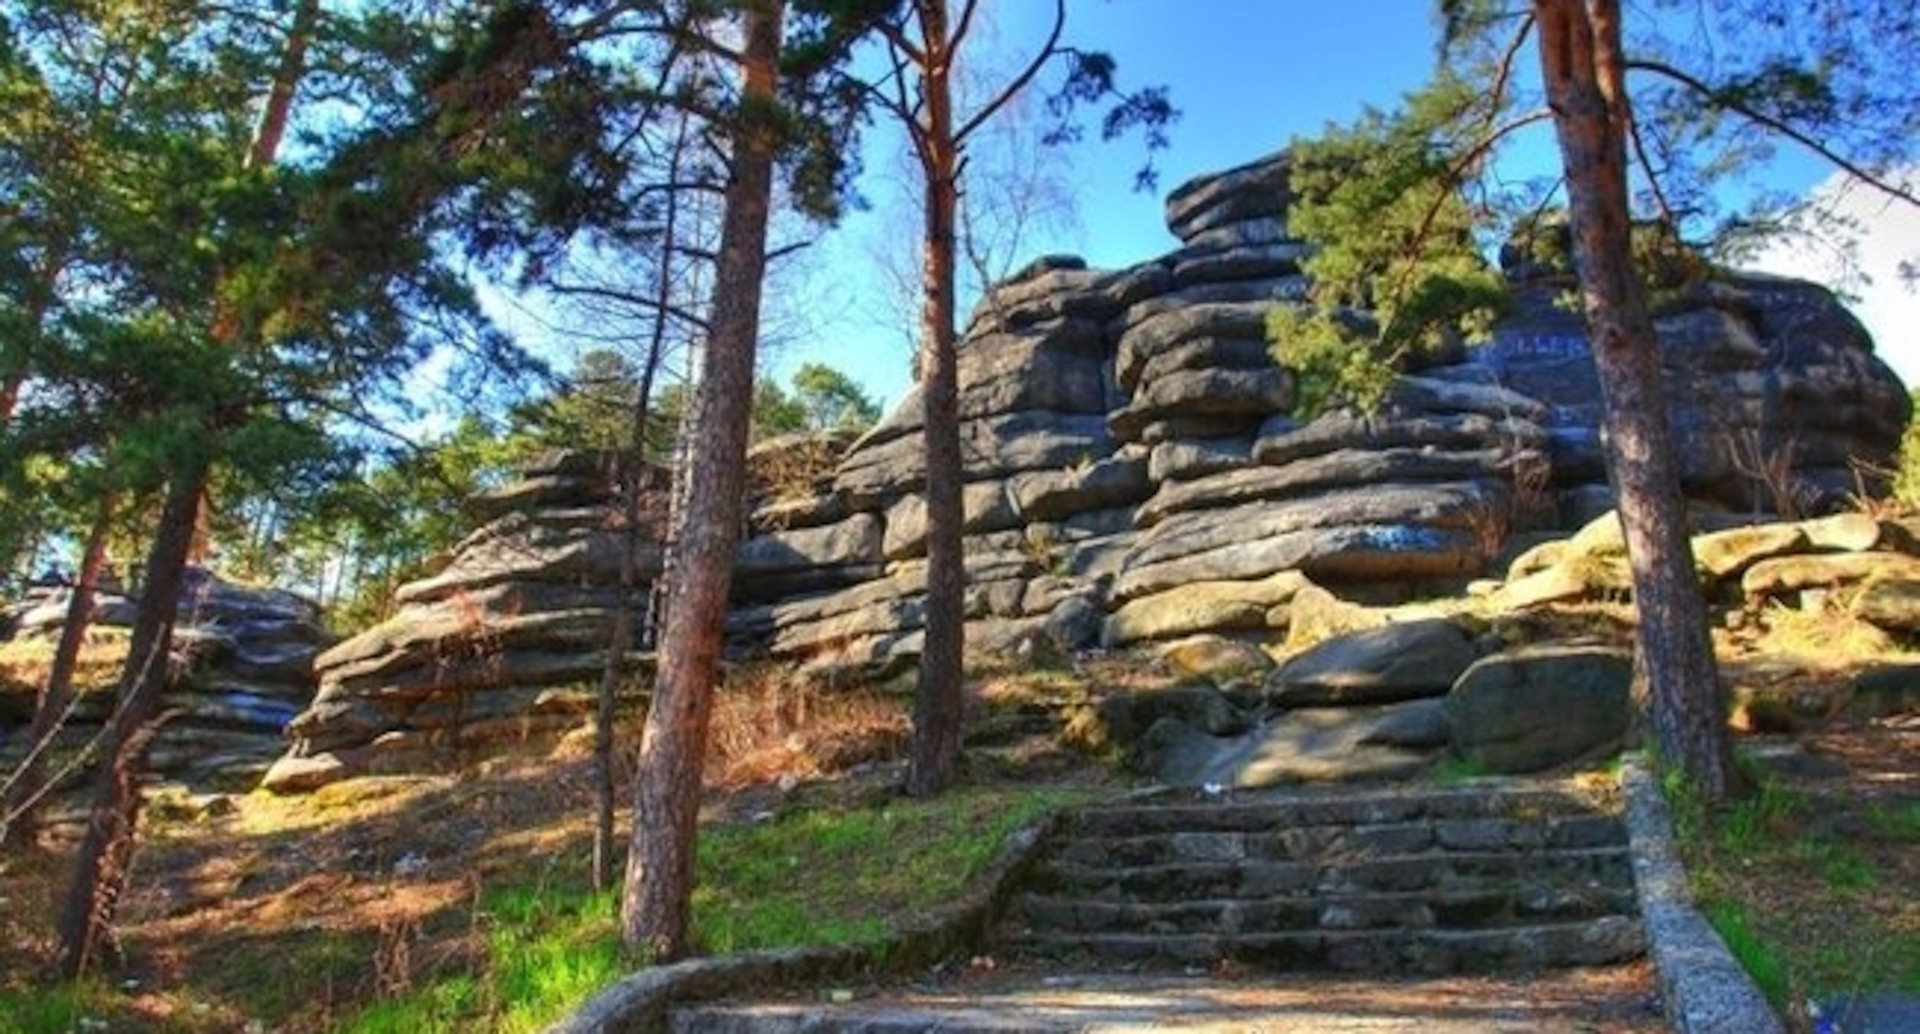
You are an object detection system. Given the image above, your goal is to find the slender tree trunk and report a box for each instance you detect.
[906,0,965,798]
[595,117,692,895]
[2,495,116,848]
[593,457,638,894]
[54,459,206,977]
[621,0,784,961]
[247,0,317,172]
[1534,0,1739,799]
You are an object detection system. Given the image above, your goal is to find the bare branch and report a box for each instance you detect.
[947,0,983,57]
[1626,105,1679,228]
[955,0,1066,145]
[1625,58,1920,209]
[544,283,714,331]
[1485,10,1536,115]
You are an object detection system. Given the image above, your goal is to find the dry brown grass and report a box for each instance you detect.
[0,628,130,699]
[1734,598,1917,670]
[1727,428,1819,520]
[703,664,910,788]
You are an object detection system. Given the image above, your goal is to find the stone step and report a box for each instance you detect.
[1025,846,1635,902]
[1062,785,1617,838]
[1002,915,1647,975]
[1012,882,1639,936]
[1049,813,1626,869]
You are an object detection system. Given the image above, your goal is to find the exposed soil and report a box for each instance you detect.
[692,962,1667,1032]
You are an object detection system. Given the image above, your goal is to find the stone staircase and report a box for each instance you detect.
[997,780,1645,975]
[666,780,1651,1033]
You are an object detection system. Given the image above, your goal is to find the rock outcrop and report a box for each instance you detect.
[1099,506,1920,788]
[266,147,1910,790]
[0,568,330,788]
[263,450,662,791]
[731,148,1905,686]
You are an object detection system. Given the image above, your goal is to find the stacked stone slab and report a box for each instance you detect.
[729,260,1154,682]
[997,782,1643,974]
[263,449,661,791]
[1425,250,1909,527]
[0,568,330,788]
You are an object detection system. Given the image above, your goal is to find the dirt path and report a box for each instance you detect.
[679,962,1667,1032]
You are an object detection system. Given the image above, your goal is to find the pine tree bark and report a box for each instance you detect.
[2,495,115,849]
[906,0,965,798]
[620,0,783,961]
[54,459,205,977]
[1533,0,1739,799]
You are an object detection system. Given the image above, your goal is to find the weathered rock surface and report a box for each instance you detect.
[260,146,1908,790]
[1135,704,1440,788]
[1855,579,1920,635]
[1,568,330,788]
[1445,646,1633,774]
[1266,619,1481,707]
[265,451,661,791]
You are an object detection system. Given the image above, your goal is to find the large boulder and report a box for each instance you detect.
[1266,619,1481,707]
[1444,645,1632,773]
[1133,703,1440,789]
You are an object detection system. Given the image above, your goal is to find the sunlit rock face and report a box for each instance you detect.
[736,149,1904,680]
[261,148,1909,791]
[262,450,660,792]
[1,568,331,789]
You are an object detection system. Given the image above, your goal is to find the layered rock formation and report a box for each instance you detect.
[263,450,662,791]
[0,568,330,788]
[734,149,1906,681]
[267,147,1909,791]
[1084,506,1920,789]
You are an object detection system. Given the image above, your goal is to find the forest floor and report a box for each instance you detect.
[1,609,1917,1032]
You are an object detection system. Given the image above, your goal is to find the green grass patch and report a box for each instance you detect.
[1428,755,1496,785]
[1866,799,1920,841]
[0,981,124,1034]
[1665,756,1920,1016]
[346,785,1082,1033]
[1705,899,1792,1005]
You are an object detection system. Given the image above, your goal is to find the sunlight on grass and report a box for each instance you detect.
[1669,755,1920,1014]
[343,785,1083,1033]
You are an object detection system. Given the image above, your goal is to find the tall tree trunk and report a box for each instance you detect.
[620,0,784,961]
[53,0,320,972]
[1534,0,1739,799]
[2,495,115,848]
[54,459,206,977]
[247,0,317,171]
[907,0,964,798]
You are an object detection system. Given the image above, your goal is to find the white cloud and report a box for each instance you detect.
[1746,169,1920,389]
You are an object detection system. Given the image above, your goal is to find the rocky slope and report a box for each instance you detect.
[1088,508,1920,791]
[264,148,1910,791]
